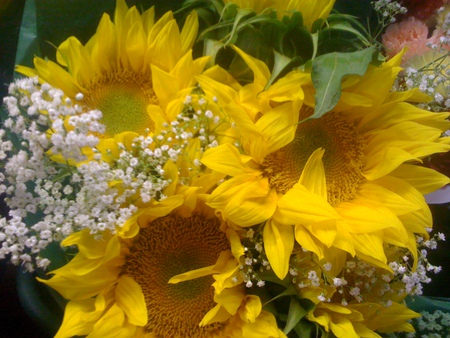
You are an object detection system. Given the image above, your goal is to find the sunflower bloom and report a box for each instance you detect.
[223,0,336,27]
[39,197,283,338]
[16,0,208,139]
[200,49,450,279]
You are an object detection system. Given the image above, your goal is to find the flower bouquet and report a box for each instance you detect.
[1,0,450,337]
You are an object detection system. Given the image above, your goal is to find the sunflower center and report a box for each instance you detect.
[123,214,229,338]
[82,69,158,138]
[262,106,366,205]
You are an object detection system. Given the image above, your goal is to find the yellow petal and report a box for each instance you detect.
[151,64,179,110]
[363,147,417,181]
[214,286,245,316]
[141,6,155,33]
[352,233,388,267]
[220,177,278,226]
[390,164,450,194]
[305,219,337,248]
[255,102,299,155]
[151,20,181,71]
[87,304,136,338]
[169,251,233,284]
[238,295,262,323]
[65,37,96,86]
[54,299,95,338]
[137,195,185,225]
[200,303,232,326]
[232,45,270,87]
[263,70,309,102]
[115,275,148,326]
[34,58,82,97]
[228,228,245,258]
[180,10,198,55]
[91,13,118,72]
[350,302,420,333]
[15,65,38,78]
[263,220,294,279]
[299,148,327,199]
[60,229,105,257]
[201,143,259,177]
[357,181,420,216]
[296,0,336,29]
[240,311,287,338]
[126,20,147,73]
[336,202,404,234]
[275,183,339,225]
[38,262,120,300]
[295,225,325,259]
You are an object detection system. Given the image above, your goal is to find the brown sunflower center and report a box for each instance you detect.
[123,214,229,338]
[262,106,366,205]
[82,69,158,138]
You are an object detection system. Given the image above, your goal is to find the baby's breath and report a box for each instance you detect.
[0,79,238,271]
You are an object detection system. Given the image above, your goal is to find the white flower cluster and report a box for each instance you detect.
[0,79,234,271]
[371,0,407,25]
[397,8,450,112]
[0,78,106,271]
[284,231,445,308]
[236,226,271,288]
[394,234,445,296]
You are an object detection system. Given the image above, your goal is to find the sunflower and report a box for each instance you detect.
[223,0,336,28]
[199,48,450,279]
[16,0,209,140]
[38,194,285,338]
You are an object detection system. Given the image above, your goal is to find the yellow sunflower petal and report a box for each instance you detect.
[275,183,340,225]
[115,275,147,326]
[295,225,325,259]
[38,261,121,300]
[336,201,405,234]
[352,233,388,268]
[351,302,420,333]
[238,295,262,323]
[126,20,147,73]
[201,143,259,176]
[304,219,337,248]
[240,311,287,338]
[180,10,199,55]
[90,13,118,73]
[390,164,450,194]
[220,177,279,226]
[357,181,420,216]
[298,148,327,199]
[33,58,82,96]
[54,299,96,338]
[200,303,233,326]
[255,102,300,155]
[263,219,294,279]
[232,45,270,87]
[363,147,418,181]
[87,304,136,338]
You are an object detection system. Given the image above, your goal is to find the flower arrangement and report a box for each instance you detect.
[1,0,450,337]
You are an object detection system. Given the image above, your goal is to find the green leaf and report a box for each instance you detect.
[326,20,370,46]
[263,285,298,306]
[264,51,303,90]
[203,38,225,67]
[14,0,39,67]
[223,8,254,45]
[284,298,308,334]
[311,45,375,119]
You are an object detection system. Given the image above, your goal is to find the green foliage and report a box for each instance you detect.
[311,45,376,118]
